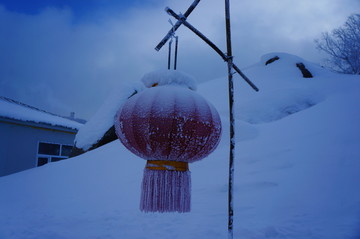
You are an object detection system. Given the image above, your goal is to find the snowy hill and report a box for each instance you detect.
[1,53,360,239]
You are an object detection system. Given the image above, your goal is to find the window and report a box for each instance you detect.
[61,145,73,157]
[39,142,60,155]
[37,157,49,167]
[37,142,73,167]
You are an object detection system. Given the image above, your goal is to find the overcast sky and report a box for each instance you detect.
[0,0,359,120]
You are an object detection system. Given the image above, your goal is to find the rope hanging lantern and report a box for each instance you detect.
[167,19,179,70]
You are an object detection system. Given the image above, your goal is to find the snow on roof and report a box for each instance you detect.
[0,96,83,130]
[74,81,145,151]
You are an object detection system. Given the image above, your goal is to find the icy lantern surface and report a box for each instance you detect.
[115,85,222,162]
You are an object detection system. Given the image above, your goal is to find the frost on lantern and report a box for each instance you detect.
[114,71,222,213]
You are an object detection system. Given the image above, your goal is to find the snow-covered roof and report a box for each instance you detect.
[0,96,83,130]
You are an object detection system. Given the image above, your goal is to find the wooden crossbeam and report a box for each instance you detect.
[155,0,201,51]
[165,7,259,92]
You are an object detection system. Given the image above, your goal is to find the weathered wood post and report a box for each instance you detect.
[225,1,235,238]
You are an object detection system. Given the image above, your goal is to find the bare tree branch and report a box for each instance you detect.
[315,14,360,74]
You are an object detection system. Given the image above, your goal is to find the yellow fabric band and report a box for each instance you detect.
[146,160,189,172]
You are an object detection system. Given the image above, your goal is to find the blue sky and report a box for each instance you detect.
[0,0,359,119]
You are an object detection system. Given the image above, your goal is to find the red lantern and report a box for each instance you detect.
[115,84,221,212]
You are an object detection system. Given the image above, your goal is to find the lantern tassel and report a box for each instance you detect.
[140,168,191,213]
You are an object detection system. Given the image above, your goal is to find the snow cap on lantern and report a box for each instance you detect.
[141,69,197,90]
[114,70,221,213]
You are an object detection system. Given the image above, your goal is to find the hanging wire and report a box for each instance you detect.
[167,19,179,70]
[174,36,178,70]
[168,37,173,70]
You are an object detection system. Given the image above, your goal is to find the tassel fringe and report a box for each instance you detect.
[140,168,191,213]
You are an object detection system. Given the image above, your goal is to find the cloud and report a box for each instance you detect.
[0,0,358,120]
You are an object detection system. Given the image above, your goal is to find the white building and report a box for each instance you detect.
[0,96,83,177]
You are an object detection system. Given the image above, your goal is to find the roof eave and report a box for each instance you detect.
[0,116,79,134]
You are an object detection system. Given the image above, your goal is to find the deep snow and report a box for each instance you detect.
[0,53,359,239]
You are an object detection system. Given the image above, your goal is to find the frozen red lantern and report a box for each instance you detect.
[115,73,221,213]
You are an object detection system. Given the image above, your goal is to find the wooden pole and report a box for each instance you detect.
[224,0,235,238]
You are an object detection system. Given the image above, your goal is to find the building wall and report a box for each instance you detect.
[0,119,76,177]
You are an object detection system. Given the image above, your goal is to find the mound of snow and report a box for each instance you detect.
[241,53,328,91]
[236,88,325,124]
[259,52,324,78]
[231,52,357,124]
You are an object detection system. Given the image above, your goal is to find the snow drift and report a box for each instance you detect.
[1,53,360,239]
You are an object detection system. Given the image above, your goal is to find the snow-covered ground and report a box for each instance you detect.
[1,53,359,239]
